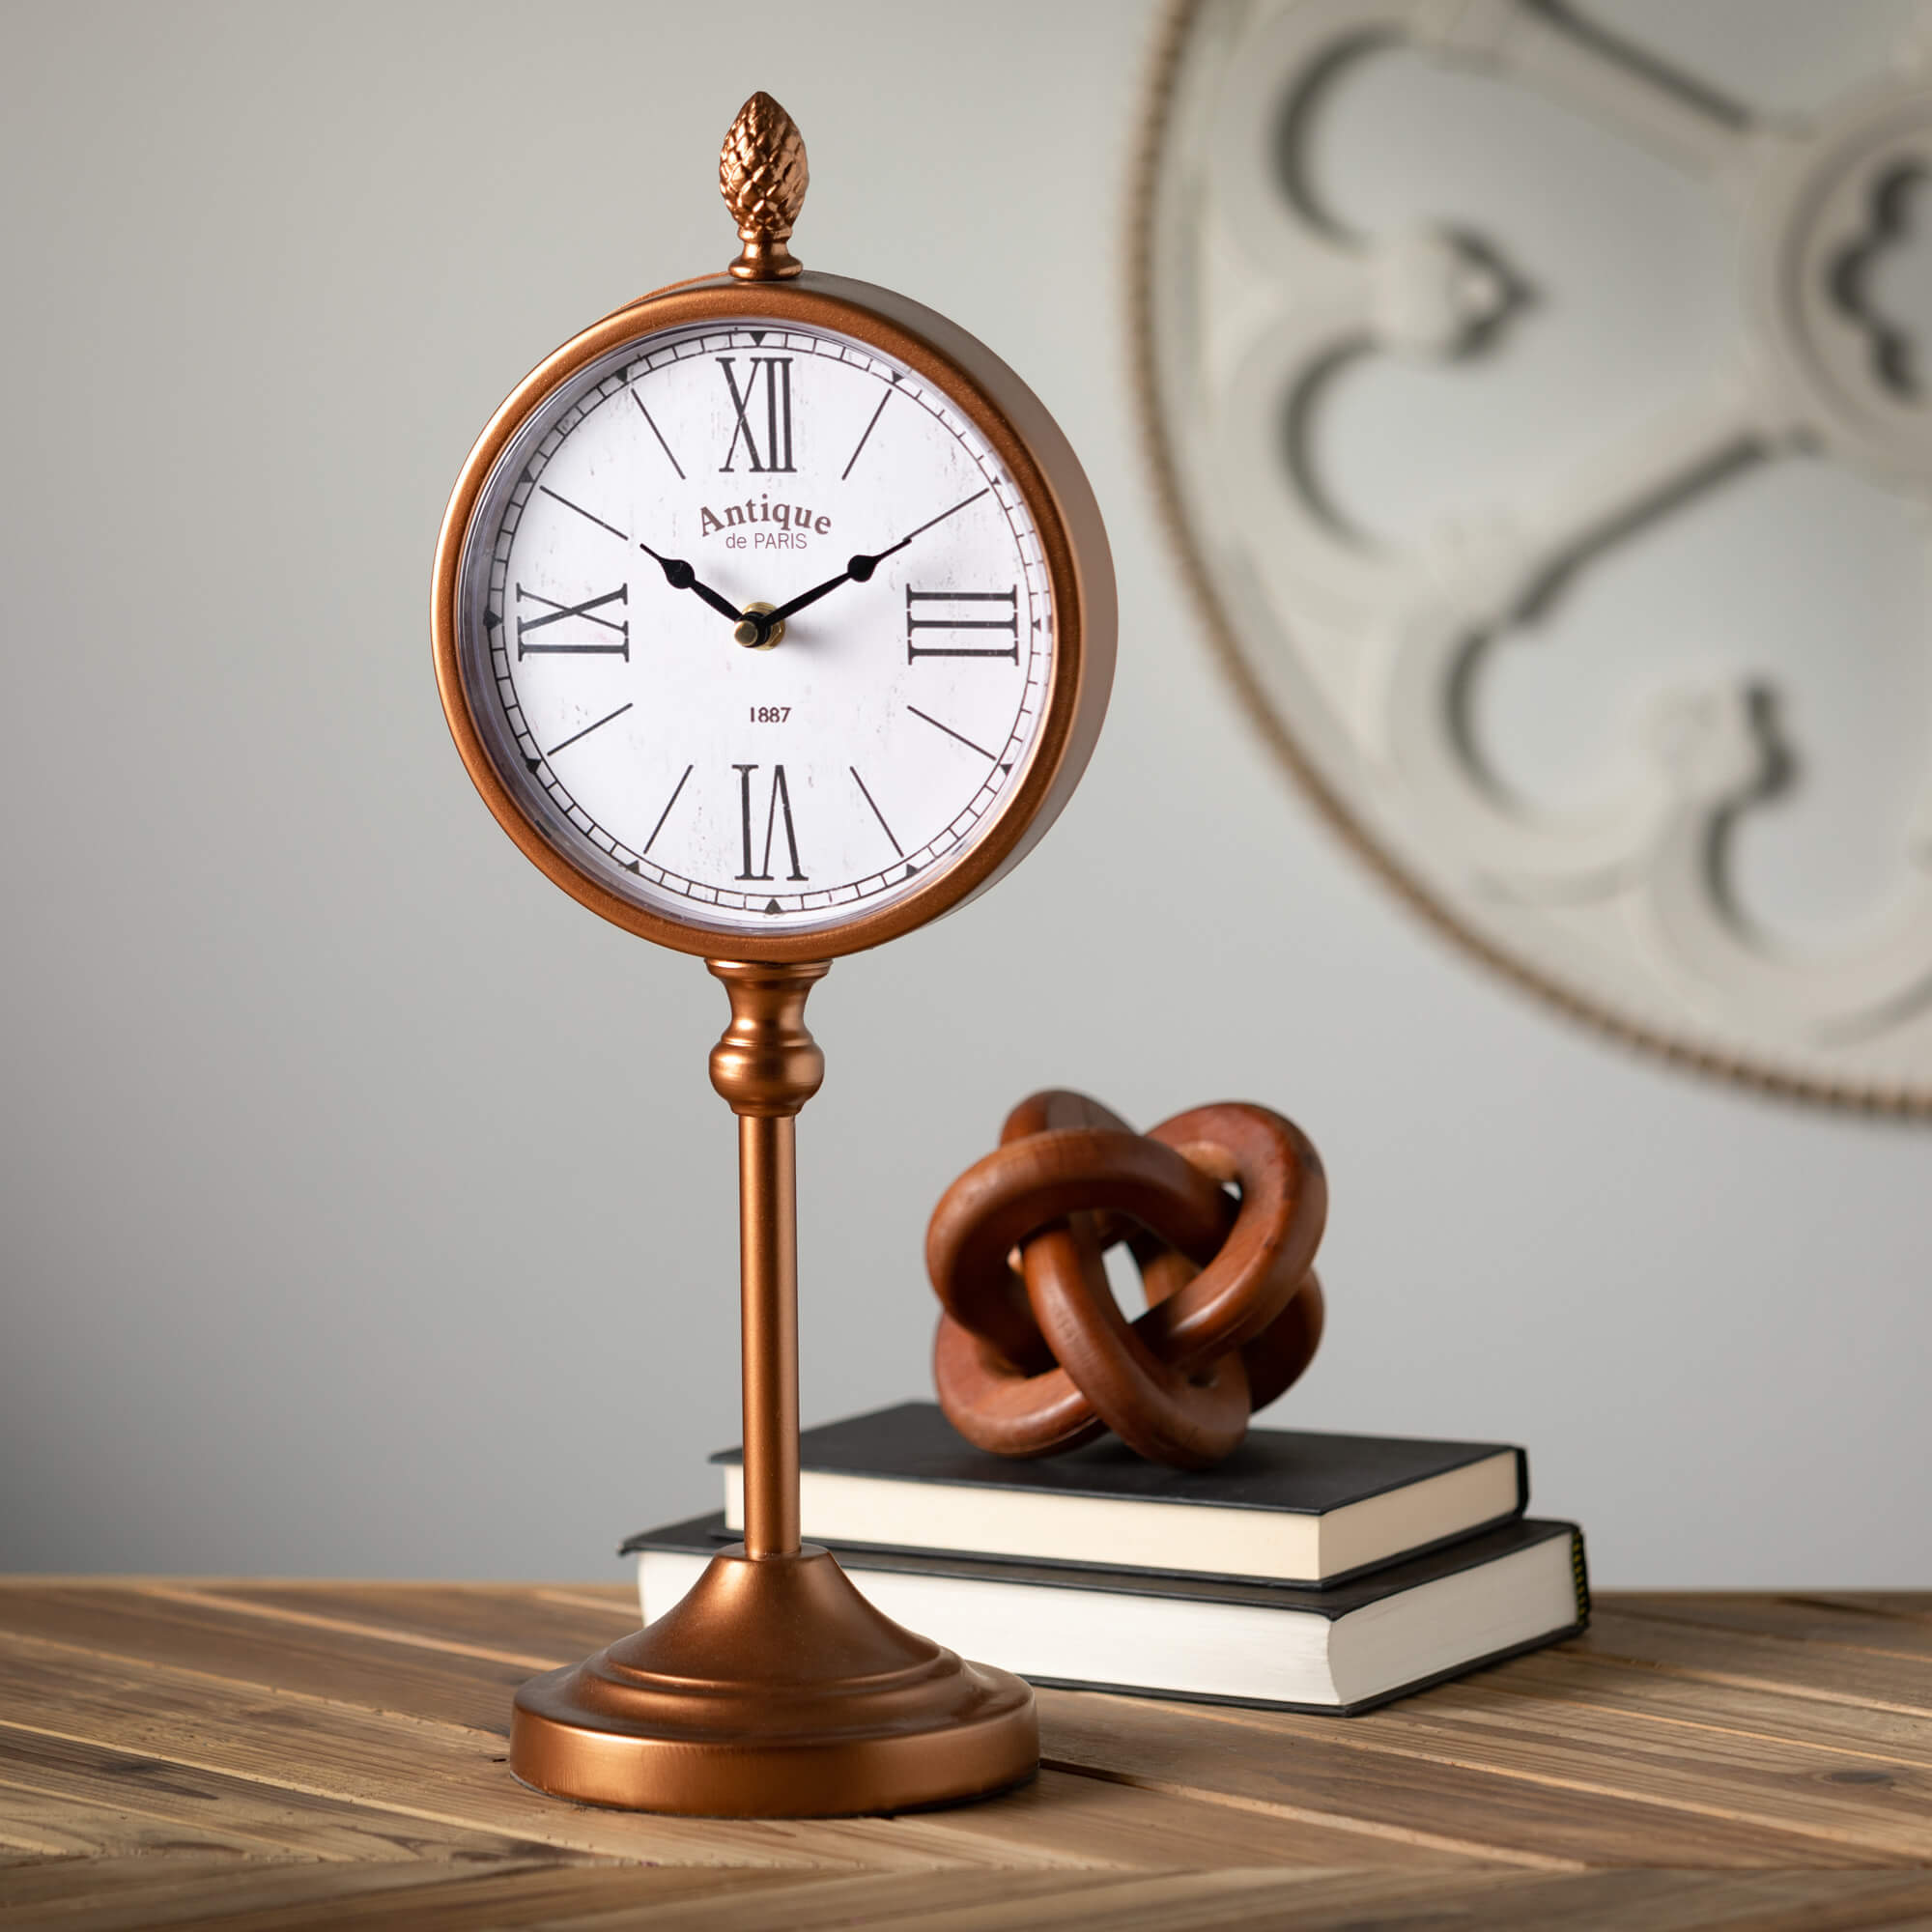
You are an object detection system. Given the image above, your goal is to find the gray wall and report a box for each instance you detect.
[3,0,1926,1586]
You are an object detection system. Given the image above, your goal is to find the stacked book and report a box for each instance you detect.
[623,1402,1588,1716]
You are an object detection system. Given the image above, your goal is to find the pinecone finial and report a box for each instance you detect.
[720,93,808,280]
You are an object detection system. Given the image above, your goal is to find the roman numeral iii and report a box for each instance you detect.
[734,763,808,881]
[718,356,795,473]
[514,583,630,659]
[906,586,1019,662]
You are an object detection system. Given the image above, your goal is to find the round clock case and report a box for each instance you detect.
[434,272,1115,963]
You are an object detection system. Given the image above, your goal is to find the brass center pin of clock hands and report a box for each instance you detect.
[733,602,784,651]
[738,487,993,648]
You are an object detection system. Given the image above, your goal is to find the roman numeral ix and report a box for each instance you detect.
[734,763,807,882]
[718,355,795,473]
[515,583,630,659]
[906,586,1019,663]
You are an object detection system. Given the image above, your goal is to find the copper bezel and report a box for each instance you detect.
[432,272,1115,963]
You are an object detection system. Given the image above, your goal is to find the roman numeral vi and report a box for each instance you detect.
[734,763,807,881]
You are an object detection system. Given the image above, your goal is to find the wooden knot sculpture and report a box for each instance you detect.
[928,1092,1327,1470]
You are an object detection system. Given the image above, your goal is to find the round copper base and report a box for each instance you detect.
[508,1544,1038,1816]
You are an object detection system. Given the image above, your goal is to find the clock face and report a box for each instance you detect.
[455,318,1055,939]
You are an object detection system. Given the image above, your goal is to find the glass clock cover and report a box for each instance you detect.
[456,319,1056,938]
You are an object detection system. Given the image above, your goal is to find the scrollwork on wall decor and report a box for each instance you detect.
[1136,0,1932,1108]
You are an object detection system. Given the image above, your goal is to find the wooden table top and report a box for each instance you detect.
[1,1582,1929,1930]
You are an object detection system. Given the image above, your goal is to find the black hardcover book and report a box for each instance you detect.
[708,1402,1528,1586]
[623,1513,1589,1717]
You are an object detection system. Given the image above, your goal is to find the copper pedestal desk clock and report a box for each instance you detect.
[431,96,1115,1817]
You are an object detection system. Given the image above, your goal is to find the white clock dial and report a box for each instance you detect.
[456,320,1054,935]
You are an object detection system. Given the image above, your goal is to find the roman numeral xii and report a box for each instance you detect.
[718,356,795,473]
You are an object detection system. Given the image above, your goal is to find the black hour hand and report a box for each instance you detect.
[639,540,745,626]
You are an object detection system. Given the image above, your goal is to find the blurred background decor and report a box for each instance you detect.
[1137,0,1932,1108]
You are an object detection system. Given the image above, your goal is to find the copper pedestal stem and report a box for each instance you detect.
[707,959,827,1556]
[504,959,1037,1817]
[734,1114,800,1553]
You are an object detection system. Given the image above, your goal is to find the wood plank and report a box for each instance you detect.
[13,1862,1932,1932]
[1803,1595,1932,1623]
[0,1631,1403,1874]
[1231,1870,1932,1932]
[0,1855,554,1928]
[0,1589,528,1736]
[173,1582,638,1664]
[919,1764,1480,1871]
[1608,1596,1932,1662]
[1236,1676,1932,1861]
[1035,1690,1910,1868]
[0,1588,1470,1874]
[1580,1608,1932,1717]
[0,1729,560,1863]
[0,1634,964,1871]
[8,1583,1932,1916]
[1490,1649,1932,1771]
[0,1864,1476,1932]
[533,1584,635,1610]
[180,1867,1508,1932]
[0,1780,345,1861]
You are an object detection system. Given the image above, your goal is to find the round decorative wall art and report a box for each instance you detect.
[1135,0,1932,1111]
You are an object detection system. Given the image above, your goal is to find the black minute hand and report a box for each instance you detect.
[637,539,746,626]
[751,487,991,642]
